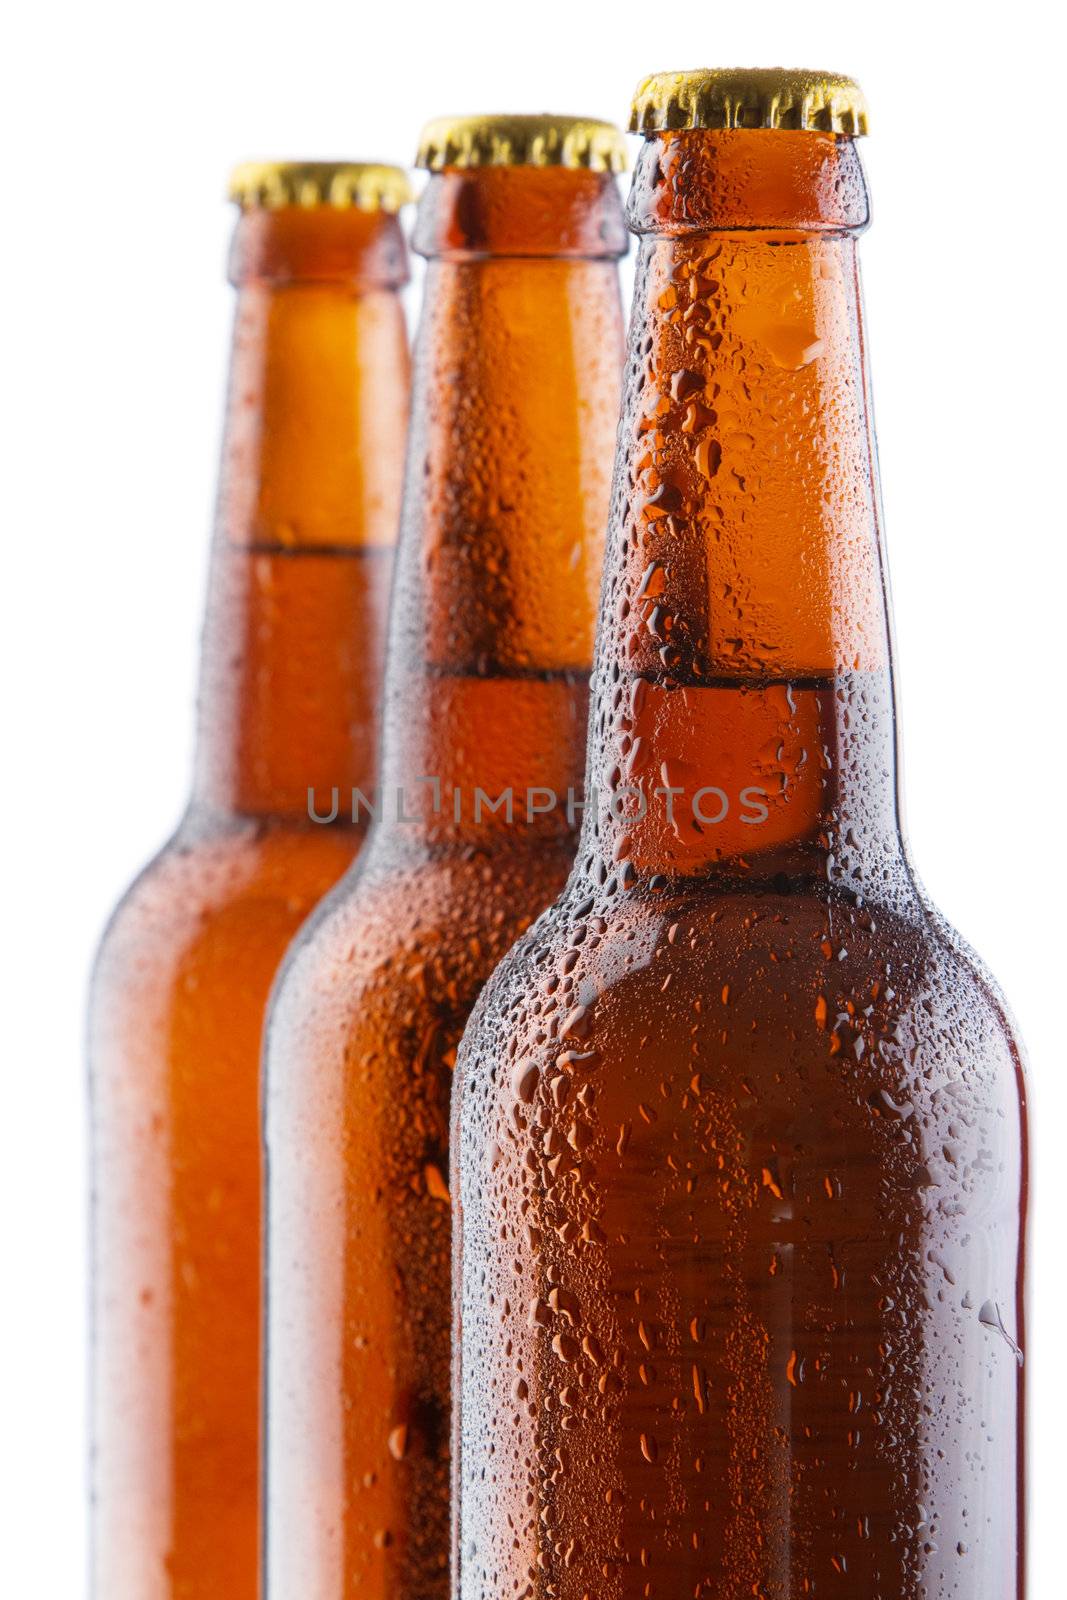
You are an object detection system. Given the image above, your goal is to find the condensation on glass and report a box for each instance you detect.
[453,71,1028,1600]
[89,163,412,1600]
[263,117,629,1600]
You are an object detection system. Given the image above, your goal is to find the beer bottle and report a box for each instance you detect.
[453,70,1027,1598]
[263,115,628,1600]
[89,161,412,1599]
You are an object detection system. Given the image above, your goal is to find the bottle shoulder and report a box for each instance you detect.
[90,813,358,1018]
[265,836,577,1089]
[280,832,576,979]
[457,876,1027,1111]
[456,875,1027,1256]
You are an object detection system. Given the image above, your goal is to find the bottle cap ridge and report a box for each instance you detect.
[228,162,414,212]
[630,68,868,137]
[415,114,628,173]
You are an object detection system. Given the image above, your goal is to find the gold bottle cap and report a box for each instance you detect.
[228,161,413,213]
[630,68,868,137]
[415,113,628,173]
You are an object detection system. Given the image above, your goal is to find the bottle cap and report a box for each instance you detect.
[228,161,413,212]
[415,113,628,173]
[630,68,868,137]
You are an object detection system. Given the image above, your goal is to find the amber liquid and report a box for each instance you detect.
[196,543,394,817]
[456,856,1025,1598]
[264,670,589,1600]
[263,164,625,1600]
[90,200,410,1600]
[452,129,1026,1599]
[91,813,359,1599]
[594,669,894,880]
[90,540,395,1600]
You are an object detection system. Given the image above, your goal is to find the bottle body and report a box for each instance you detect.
[264,159,626,1600]
[91,818,361,1598]
[456,880,1025,1597]
[454,125,1027,1598]
[89,197,410,1599]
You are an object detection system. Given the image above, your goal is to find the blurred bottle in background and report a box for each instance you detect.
[453,69,1028,1599]
[89,159,412,1599]
[263,114,627,1600]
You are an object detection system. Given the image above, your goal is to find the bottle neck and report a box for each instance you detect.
[373,167,626,849]
[583,129,901,889]
[191,207,410,821]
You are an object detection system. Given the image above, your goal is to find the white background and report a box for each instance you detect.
[2,1,1062,1590]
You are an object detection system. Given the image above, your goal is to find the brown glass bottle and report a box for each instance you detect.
[89,162,411,1600]
[263,115,628,1600]
[453,72,1027,1599]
